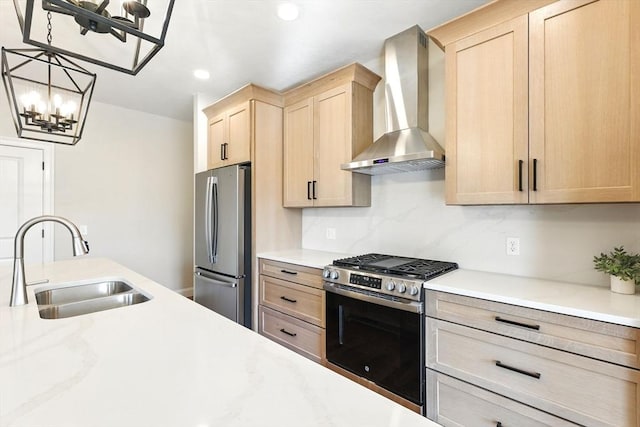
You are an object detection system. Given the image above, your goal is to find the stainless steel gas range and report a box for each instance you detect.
[322,253,458,414]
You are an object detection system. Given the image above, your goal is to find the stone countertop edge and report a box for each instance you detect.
[0,257,436,427]
[257,248,355,269]
[425,269,640,328]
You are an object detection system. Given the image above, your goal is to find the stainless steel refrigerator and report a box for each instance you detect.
[194,164,251,327]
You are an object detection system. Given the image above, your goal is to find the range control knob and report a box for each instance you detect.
[409,285,419,296]
[386,280,396,291]
[322,268,331,279]
[397,282,407,293]
[330,270,339,280]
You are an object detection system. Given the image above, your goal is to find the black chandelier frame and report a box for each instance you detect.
[13,0,175,75]
[1,47,97,145]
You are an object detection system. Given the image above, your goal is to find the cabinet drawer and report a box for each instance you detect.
[426,290,640,368]
[427,318,640,427]
[259,259,323,289]
[259,306,324,363]
[426,370,578,427]
[259,275,324,327]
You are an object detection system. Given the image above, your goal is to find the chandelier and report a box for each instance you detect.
[12,0,175,75]
[1,12,96,145]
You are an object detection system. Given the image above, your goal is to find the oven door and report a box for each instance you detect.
[324,283,424,406]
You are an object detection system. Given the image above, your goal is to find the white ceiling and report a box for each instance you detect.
[0,0,487,122]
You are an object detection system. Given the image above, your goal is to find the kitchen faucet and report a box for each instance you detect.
[10,215,89,306]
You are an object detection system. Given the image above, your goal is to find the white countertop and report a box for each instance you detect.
[426,269,640,328]
[0,257,435,427]
[257,248,354,269]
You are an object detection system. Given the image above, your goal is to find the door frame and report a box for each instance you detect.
[0,136,55,262]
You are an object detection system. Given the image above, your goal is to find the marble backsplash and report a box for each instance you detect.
[302,169,640,287]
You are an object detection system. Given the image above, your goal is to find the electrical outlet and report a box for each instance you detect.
[326,227,336,240]
[506,237,520,256]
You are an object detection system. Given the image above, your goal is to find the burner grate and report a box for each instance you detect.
[333,253,391,268]
[333,253,457,281]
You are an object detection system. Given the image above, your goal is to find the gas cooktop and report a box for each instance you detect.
[332,253,458,281]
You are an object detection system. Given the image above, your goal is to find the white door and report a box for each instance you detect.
[0,144,44,265]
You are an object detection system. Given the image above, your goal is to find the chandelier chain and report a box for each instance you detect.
[46,11,52,45]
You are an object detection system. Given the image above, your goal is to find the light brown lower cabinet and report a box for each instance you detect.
[257,258,325,363]
[426,293,640,427]
[426,370,578,427]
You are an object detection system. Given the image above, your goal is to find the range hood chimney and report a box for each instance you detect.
[342,25,445,175]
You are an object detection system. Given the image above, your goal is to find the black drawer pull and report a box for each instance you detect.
[312,180,317,200]
[307,181,312,200]
[495,316,540,330]
[532,158,538,191]
[280,269,298,275]
[280,296,297,303]
[280,328,297,337]
[495,360,541,379]
[518,160,523,192]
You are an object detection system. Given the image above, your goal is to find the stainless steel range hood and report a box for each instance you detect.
[342,26,445,175]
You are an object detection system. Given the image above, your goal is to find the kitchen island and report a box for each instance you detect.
[0,258,436,427]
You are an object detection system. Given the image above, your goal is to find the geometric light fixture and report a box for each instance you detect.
[2,7,96,146]
[12,0,175,75]
[1,47,96,145]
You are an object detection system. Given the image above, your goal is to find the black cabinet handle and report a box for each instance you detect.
[312,180,317,199]
[532,158,538,191]
[495,316,540,331]
[280,269,298,275]
[307,181,312,200]
[280,296,297,303]
[495,360,541,379]
[220,144,225,161]
[518,160,523,192]
[280,328,297,337]
[224,143,229,160]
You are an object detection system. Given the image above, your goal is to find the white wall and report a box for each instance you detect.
[302,40,640,288]
[0,98,194,292]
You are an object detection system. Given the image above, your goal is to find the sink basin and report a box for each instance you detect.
[35,281,133,305]
[39,292,150,319]
[35,279,151,319]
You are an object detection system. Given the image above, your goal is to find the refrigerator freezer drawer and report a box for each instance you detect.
[194,269,243,324]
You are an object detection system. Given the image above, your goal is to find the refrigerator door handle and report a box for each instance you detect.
[211,176,219,263]
[205,176,213,264]
[195,270,237,288]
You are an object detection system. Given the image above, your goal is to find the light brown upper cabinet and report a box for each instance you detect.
[205,100,250,169]
[283,63,381,208]
[429,0,640,204]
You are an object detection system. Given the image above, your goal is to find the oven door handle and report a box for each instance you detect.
[324,282,424,314]
[338,304,344,345]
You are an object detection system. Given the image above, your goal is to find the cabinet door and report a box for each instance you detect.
[445,15,529,205]
[283,99,314,207]
[225,101,251,166]
[313,84,354,207]
[207,114,226,170]
[529,0,640,203]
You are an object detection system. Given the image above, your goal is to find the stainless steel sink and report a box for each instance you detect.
[39,292,150,319]
[35,281,133,305]
[35,280,151,319]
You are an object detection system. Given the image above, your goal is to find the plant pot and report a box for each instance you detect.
[610,276,636,295]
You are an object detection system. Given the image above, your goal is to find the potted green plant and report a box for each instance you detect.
[593,246,640,294]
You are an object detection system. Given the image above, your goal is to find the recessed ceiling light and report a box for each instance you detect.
[193,69,210,80]
[277,2,299,21]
